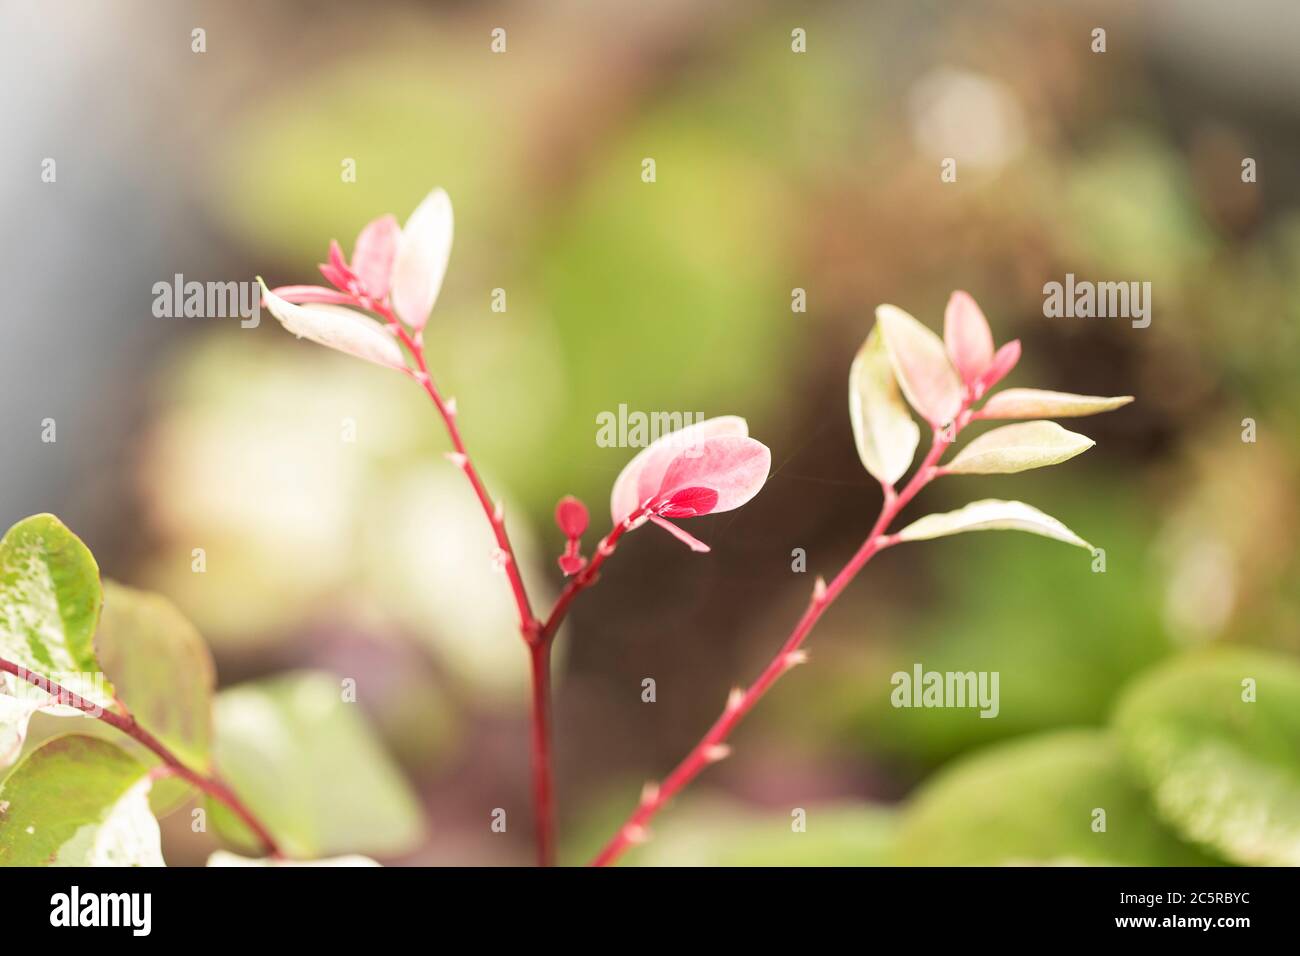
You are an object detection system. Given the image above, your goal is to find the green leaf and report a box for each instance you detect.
[0,514,112,707]
[849,326,919,486]
[895,499,1092,551]
[626,800,895,867]
[207,850,380,867]
[893,729,1217,865]
[979,388,1134,419]
[1113,647,1300,865]
[211,671,424,859]
[0,735,162,866]
[95,581,214,772]
[875,304,962,427]
[944,421,1094,475]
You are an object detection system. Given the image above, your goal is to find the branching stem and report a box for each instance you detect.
[589,407,972,866]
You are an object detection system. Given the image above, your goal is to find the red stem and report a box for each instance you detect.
[539,509,645,642]
[527,641,555,867]
[377,305,562,865]
[0,658,283,858]
[589,411,971,867]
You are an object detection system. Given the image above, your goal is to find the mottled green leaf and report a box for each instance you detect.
[895,499,1092,551]
[894,730,1217,865]
[0,514,111,707]
[95,581,214,772]
[944,421,1094,475]
[979,388,1133,419]
[0,735,162,866]
[211,671,423,859]
[1113,648,1300,865]
[849,325,919,486]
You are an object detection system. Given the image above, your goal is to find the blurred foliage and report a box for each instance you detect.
[628,799,894,867]
[1114,647,1300,865]
[74,1,1300,863]
[893,729,1218,866]
[210,670,424,859]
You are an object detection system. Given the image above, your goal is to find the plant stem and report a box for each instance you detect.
[589,416,966,867]
[379,309,559,864]
[387,318,538,636]
[539,508,646,642]
[0,658,283,858]
[527,640,555,867]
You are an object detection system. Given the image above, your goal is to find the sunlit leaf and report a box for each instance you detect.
[943,421,1094,475]
[351,214,401,300]
[0,735,162,866]
[211,671,423,859]
[259,281,407,370]
[0,514,113,714]
[875,304,962,427]
[1113,647,1300,865]
[980,388,1134,419]
[391,187,453,330]
[895,499,1092,550]
[894,730,1217,865]
[942,291,994,387]
[849,326,919,486]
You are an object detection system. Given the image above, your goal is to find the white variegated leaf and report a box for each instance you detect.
[260,282,406,370]
[895,498,1092,550]
[0,735,164,866]
[980,388,1133,419]
[944,421,1093,475]
[849,326,919,485]
[391,188,454,331]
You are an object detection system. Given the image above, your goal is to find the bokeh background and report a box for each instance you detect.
[2,0,1298,865]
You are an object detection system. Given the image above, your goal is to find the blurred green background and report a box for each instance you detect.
[2,0,1297,865]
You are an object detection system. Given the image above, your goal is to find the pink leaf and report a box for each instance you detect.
[648,515,711,552]
[391,188,453,330]
[653,436,771,514]
[943,291,994,387]
[609,416,749,522]
[977,339,1021,396]
[318,261,354,293]
[270,285,356,306]
[351,214,401,301]
[876,304,963,427]
[657,486,719,518]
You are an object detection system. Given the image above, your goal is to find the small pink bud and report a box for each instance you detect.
[624,824,650,845]
[445,452,469,469]
[640,781,660,805]
[555,495,589,539]
[725,687,745,712]
[782,650,809,672]
[813,576,827,602]
[557,553,587,576]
